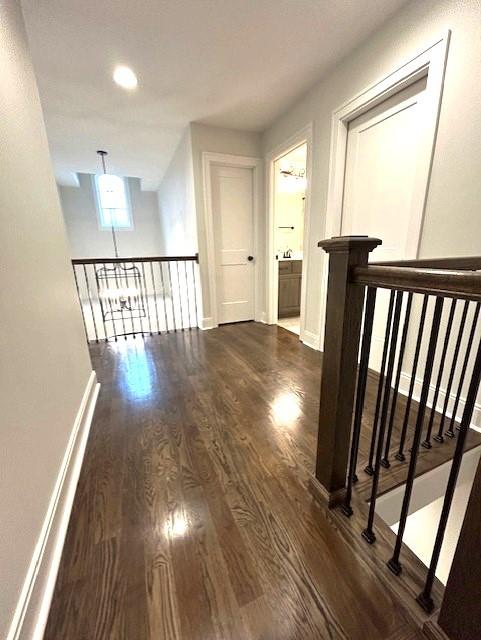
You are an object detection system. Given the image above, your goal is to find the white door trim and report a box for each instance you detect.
[319,31,450,351]
[265,122,313,344]
[202,152,262,328]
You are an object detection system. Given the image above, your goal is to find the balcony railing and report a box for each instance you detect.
[72,255,199,342]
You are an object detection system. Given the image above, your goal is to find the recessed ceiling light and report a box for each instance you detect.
[113,65,138,90]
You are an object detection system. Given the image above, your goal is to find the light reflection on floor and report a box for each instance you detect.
[271,391,302,427]
[113,339,156,401]
[163,510,189,540]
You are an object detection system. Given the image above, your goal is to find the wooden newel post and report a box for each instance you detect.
[310,236,381,507]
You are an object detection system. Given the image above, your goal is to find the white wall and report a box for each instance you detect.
[190,122,263,325]
[262,0,481,346]
[274,185,305,256]
[59,174,163,258]
[157,127,197,256]
[0,1,93,637]
[274,144,307,256]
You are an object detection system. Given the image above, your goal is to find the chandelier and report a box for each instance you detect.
[94,150,146,334]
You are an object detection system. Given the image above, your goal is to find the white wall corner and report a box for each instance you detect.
[301,329,321,351]
[200,316,216,330]
[7,372,100,640]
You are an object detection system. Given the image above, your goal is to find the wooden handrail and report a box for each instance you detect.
[352,265,481,301]
[72,254,198,265]
[372,256,481,270]
[313,236,481,635]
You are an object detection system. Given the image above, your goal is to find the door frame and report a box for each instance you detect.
[202,152,263,328]
[319,32,450,350]
[265,123,313,343]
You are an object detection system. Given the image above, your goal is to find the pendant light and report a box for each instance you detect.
[97,149,119,258]
[94,152,144,330]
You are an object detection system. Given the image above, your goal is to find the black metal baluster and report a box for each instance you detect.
[423,299,457,447]
[83,264,99,343]
[159,262,169,332]
[192,261,199,328]
[126,262,137,338]
[342,287,377,517]
[135,262,146,339]
[150,261,161,334]
[72,265,89,342]
[395,295,429,461]
[93,264,109,341]
[176,261,185,331]
[105,263,119,341]
[362,291,403,543]
[141,262,153,336]
[184,261,192,330]
[417,335,481,613]
[114,261,127,339]
[168,262,177,331]
[365,290,396,475]
[382,292,413,467]
[434,300,470,442]
[446,302,480,437]
[387,297,444,574]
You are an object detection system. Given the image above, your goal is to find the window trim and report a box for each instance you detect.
[92,174,134,231]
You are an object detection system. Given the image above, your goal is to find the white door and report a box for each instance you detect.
[341,76,427,368]
[211,164,255,324]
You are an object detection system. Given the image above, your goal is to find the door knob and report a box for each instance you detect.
[247,255,254,261]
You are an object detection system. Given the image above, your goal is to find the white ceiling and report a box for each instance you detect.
[21,0,408,190]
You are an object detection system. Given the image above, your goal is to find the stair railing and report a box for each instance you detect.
[311,236,481,638]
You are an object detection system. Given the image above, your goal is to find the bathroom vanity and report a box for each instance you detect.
[278,259,302,317]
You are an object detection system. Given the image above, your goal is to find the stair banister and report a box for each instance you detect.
[309,235,381,506]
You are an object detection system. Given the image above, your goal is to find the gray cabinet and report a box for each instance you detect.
[278,260,302,317]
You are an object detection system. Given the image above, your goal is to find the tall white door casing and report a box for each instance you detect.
[341,77,428,370]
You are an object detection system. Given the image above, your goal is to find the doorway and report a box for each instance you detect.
[211,164,255,324]
[202,152,262,328]
[321,35,449,352]
[341,75,428,368]
[273,143,307,337]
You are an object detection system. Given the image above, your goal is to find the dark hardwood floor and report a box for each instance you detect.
[44,322,480,639]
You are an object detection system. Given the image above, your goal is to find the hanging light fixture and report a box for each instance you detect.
[94,151,146,337]
[96,150,121,258]
[279,163,307,193]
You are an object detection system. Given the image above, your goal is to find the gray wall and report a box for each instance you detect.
[262,0,481,345]
[190,122,263,324]
[59,174,163,258]
[157,127,197,256]
[157,122,263,325]
[0,1,92,636]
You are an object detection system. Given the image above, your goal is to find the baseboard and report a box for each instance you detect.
[398,371,481,431]
[301,329,321,351]
[308,475,345,508]
[200,316,216,330]
[7,371,100,640]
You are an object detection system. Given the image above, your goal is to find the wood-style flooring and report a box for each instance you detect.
[44,322,480,639]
